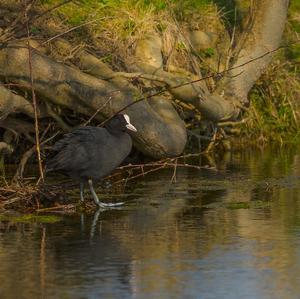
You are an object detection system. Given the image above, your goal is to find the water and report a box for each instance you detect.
[1,147,300,299]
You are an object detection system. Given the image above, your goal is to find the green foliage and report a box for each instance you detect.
[30,26,41,34]
[244,63,300,144]
[290,1,300,12]
[123,19,137,35]
[290,20,300,33]
[201,47,215,58]
[287,45,300,63]
[140,0,211,11]
[138,0,167,11]
[286,2,300,63]
[42,0,214,27]
[101,54,113,63]
[176,41,187,50]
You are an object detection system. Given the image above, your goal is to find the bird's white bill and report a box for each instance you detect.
[124,114,137,132]
[126,123,137,132]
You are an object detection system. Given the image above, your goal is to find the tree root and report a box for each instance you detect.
[0,85,35,117]
[0,43,187,158]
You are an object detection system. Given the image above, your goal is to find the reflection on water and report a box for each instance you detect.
[1,148,300,298]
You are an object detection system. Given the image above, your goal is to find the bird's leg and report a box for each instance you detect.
[88,179,100,205]
[80,182,85,202]
[88,179,124,208]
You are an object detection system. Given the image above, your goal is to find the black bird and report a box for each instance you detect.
[46,114,137,207]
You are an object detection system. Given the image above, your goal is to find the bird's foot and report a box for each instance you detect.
[88,179,125,209]
[97,201,124,208]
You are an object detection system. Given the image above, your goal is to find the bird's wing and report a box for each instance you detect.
[47,127,106,172]
[52,127,99,152]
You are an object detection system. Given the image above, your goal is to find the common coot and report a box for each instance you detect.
[46,114,137,207]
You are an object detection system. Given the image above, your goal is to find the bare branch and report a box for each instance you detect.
[25,13,44,182]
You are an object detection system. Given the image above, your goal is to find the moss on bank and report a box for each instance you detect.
[0,213,61,223]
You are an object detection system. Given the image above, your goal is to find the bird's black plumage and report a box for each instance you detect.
[46,114,137,207]
[47,126,132,180]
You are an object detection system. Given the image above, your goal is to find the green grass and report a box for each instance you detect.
[42,0,214,25]
[38,0,219,73]
[290,1,300,12]
[244,62,300,144]
[287,2,300,63]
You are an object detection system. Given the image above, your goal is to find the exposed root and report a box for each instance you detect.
[0,142,13,154]
[46,103,71,132]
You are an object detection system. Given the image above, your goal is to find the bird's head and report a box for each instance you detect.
[105,114,137,133]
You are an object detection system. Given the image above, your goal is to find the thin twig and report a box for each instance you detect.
[25,14,44,183]
[83,96,112,126]
[112,161,214,185]
[104,152,215,185]
[113,165,167,185]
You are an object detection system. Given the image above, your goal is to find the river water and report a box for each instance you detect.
[1,147,300,299]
